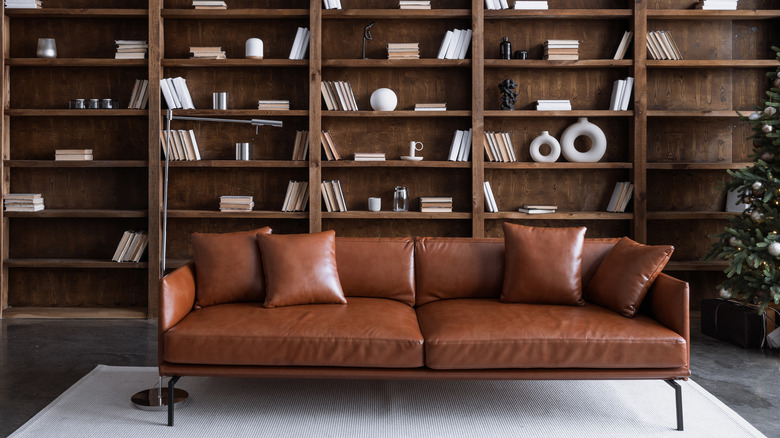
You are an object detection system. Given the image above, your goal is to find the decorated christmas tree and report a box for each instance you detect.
[705,46,780,310]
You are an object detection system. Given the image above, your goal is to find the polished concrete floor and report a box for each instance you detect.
[0,313,778,438]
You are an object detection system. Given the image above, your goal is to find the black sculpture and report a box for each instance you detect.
[498,78,518,110]
[362,21,375,59]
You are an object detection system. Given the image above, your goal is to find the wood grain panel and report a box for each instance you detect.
[9,117,147,160]
[646,170,728,211]
[484,219,630,238]
[732,122,755,162]
[10,168,148,209]
[484,68,628,110]
[732,68,775,111]
[323,0,469,7]
[646,118,734,162]
[484,117,630,162]
[733,20,780,60]
[29,0,146,7]
[647,219,725,260]
[164,0,308,8]
[8,268,146,308]
[647,20,731,60]
[544,0,629,7]
[647,0,779,8]
[323,219,472,238]
[647,69,732,111]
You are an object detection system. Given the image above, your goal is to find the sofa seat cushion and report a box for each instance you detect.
[416,299,687,370]
[163,297,424,368]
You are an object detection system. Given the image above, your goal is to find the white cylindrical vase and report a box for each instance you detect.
[245,38,263,59]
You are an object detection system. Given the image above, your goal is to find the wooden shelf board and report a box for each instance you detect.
[485,59,633,68]
[485,212,633,220]
[484,110,633,117]
[4,8,148,18]
[162,59,308,67]
[484,9,632,19]
[167,160,307,168]
[3,209,147,218]
[647,211,740,220]
[6,58,147,67]
[322,211,471,219]
[6,109,148,117]
[647,110,739,117]
[322,9,470,19]
[4,160,147,168]
[4,259,149,269]
[647,162,751,170]
[322,110,471,118]
[161,109,308,117]
[664,261,730,271]
[165,259,191,270]
[322,160,471,168]
[161,9,309,19]
[485,162,632,169]
[646,59,780,68]
[167,209,308,219]
[2,307,148,319]
[647,9,780,20]
[323,59,470,68]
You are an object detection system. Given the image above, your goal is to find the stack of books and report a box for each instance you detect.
[483,131,517,162]
[544,39,579,60]
[55,149,93,161]
[420,197,453,213]
[257,100,290,111]
[128,79,149,109]
[160,77,195,110]
[387,43,420,60]
[320,131,342,161]
[3,194,44,212]
[606,182,634,213]
[220,195,254,212]
[646,31,683,60]
[436,29,473,60]
[613,31,633,60]
[485,0,510,9]
[112,231,148,263]
[609,77,634,111]
[519,204,557,214]
[514,1,548,9]
[414,103,446,111]
[536,99,571,111]
[289,27,311,60]
[189,46,226,59]
[282,181,309,212]
[323,0,342,9]
[483,181,499,213]
[321,81,359,111]
[399,0,430,9]
[4,0,42,8]
[192,0,227,9]
[353,152,386,161]
[321,180,347,212]
[697,0,738,9]
[158,130,202,161]
[115,40,148,59]
[447,128,473,162]
[291,130,309,161]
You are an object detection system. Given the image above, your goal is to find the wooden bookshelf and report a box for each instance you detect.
[2,0,779,318]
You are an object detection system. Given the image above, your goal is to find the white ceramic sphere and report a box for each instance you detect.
[560,117,607,163]
[369,88,398,111]
[768,241,780,257]
[245,38,263,59]
[529,131,561,162]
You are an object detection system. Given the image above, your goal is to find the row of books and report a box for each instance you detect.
[388,43,420,60]
[354,152,386,161]
[4,0,42,9]
[646,31,683,60]
[258,100,290,111]
[320,131,342,161]
[282,181,309,212]
[289,27,311,60]
[514,1,548,9]
[220,195,253,212]
[420,196,452,213]
[323,0,342,9]
[321,180,348,212]
[519,204,557,214]
[613,31,633,61]
[609,77,634,111]
[321,81,359,111]
[159,129,202,161]
[190,46,225,60]
[695,0,738,9]
[291,130,310,161]
[436,29,472,60]
[55,149,92,161]
[399,0,431,9]
[415,103,446,111]
[192,0,226,9]
[447,128,473,162]
[160,77,195,110]
[3,193,44,212]
[483,131,517,163]
[536,99,571,111]
[111,231,148,263]
[127,79,149,110]
[485,0,510,9]
[544,39,579,61]
[483,181,499,213]
[115,40,147,60]
[606,182,634,213]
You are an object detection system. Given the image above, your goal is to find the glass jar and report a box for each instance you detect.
[393,186,408,212]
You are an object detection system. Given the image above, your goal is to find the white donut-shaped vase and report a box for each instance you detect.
[529,131,561,162]
[560,117,607,163]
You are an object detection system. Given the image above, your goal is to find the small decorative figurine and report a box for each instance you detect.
[362,21,375,59]
[498,78,518,110]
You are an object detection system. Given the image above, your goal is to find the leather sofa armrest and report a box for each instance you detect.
[159,262,196,333]
[644,273,690,346]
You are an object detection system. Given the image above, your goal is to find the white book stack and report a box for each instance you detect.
[482,131,517,162]
[55,149,93,161]
[388,43,420,60]
[700,0,738,9]
[257,100,290,110]
[112,231,148,263]
[646,31,683,60]
[606,182,634,213]
[127,79,149,109]
[289,27,311,60]
[483,181,499,213]
[320,81,359,111]
[192,0,227,9]
[160,77,195,110]
[291,130,309,161]
[514,1,548,9]
[219,195,254,212]
[518,204,557,214]
[189,46,226,59]
[399,0,430,9]
[115,40,148,59]
[353,152,386,161]
[609,77,634,111]
[447,128,473,162]
[3,193,44,212]
[420,196,453,213]
[4,0,42,9]
[436,29,473,60]
[282,181,309,212]
[544,39,579,60]
[159,130,202,161]
[485,0,510,9]
[414,103,446,111]
[536,99,571,111]
[323,0,342,9]
[321,180,347,212]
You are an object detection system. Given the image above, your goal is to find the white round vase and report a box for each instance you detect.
[560,117,607,162]
[369,88,398,111]
[529,131,561,162]
[245,38,263,59]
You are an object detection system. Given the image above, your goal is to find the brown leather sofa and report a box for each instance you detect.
[159,237,690,429]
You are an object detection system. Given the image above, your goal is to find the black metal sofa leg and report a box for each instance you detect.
[167,376,181,427]
[665,380,683,431]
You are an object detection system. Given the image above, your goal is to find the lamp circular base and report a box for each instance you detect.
[131,388,189,411]
[400,156,423,161]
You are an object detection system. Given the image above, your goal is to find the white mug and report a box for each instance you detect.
[409,141,424,157]
[368,197,381,212]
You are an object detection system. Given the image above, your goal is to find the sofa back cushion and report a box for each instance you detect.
[415,237,618,306]
[336,237,415,306]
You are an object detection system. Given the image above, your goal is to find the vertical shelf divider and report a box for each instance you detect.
[472,0,485,237]
[1,12,9,317]
[633,0,648,243]
[148,0,163,319]
[309,0,322,234]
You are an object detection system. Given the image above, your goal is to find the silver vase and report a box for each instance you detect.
[36,38,57,58]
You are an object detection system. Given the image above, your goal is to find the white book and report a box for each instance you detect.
[618,183,634,212]
[321,182,334,212]
[112,231,133,262]
[445,29,463,60]
[514,1,548,8]
[437,31,454,59]
[499,0,509,8]
[159,79,177,109]
[448,130,464,161]
[457,29,473,60]
[345,81,359,111]
[484,181,499,213]
[129,233,149,262]
[502,132,516,162]
[173,77,195,110]
[118,232,141,263]
[188,130,202,160]
[134,80,149,109]
[334,180,347,212]
[165,78,182,109]
[458,128,472,162]
[611,79,625,111]
[128,80,140,109]
[606,182,627,212]
[334,81,350,111]
[297,28,311,60]
[295,181,309,212]
[335,0,342,8]
[289,27,304,60]
[619,76,634,111]
[485,0,495,9]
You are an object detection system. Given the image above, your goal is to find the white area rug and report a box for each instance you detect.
[10,365,765,438]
